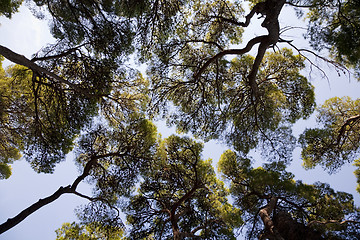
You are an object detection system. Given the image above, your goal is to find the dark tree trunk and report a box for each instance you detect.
[273,211,325,240]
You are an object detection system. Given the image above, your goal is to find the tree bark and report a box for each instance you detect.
[0,44,87,95]
[259,197,278,236]
[274,211,324,240]
[246,0,285,99]
[173,229,182,240]
[193,0,286,100]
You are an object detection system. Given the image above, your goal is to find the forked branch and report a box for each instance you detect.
[194,0,286,100]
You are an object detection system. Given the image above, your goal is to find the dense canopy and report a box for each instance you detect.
[0,0,359,239]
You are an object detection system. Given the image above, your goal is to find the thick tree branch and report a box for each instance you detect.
[193,36,266,80]
[0,44,89,95]
[195,0,286,100]
[0,152,120,234]
[0,185,72,234]
[170,183,200,220]
[259,197,278,234]
[170,178,203,239]
[247,41,268,98]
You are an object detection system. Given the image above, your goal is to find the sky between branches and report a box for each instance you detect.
[0,3,359,240]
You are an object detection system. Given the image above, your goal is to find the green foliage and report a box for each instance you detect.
[69,131,243,239]
[101,69,151,126]
[31,0,134,58]
[76,115,158,200]
[125,135,242,239]
[354,159,360,194]
[218,150,360,239]
[0,56,21,178]
[151,48,315,161]
[55,222,124,240]
[305,0,360,78]
[0,0,158,175]
[0,0,22,18]
[300,97,360,172]
[0,162,12,179]
[2,0,360,238]
[0,59,99,173]
[57,114,159,238]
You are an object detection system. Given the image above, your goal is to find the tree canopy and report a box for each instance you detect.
[219,150,360,240]
[125,135,242,239]
[0,0,360,239]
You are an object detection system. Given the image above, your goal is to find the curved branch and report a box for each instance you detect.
[193,35,266,80]
[0,152,117,234]
[247,41,268,98]
[195,0,286,100]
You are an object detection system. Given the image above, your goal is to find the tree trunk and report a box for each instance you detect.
[258,197,284,240]
[273,211,324,240]
[173,226,182,240]
[259,197,278,233]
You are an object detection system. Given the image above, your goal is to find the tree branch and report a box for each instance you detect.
[285,2,323,8]
[259,197,278,234]
[308,219,360,227]
[0,152,123,234]
[193,35,266,80]
[0,44,90,96]
[337,114,360,145]
[194,0,286,100]
[31,44,85,62]
[0,185,72,234]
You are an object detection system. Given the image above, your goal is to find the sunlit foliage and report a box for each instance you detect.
[0,0,22,18]
[1,0,360,239]
[56,221,124,240]
[125,135,242,239]
[0,57,98,173]
[300,97,360,172]
[219,150,360,239]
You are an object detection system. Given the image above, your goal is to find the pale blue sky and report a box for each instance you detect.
[0,4,359,240]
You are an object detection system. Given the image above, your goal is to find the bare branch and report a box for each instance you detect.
[0,185,72,234]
